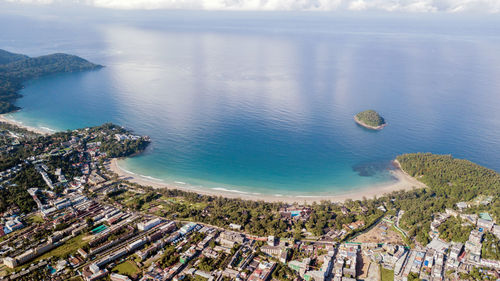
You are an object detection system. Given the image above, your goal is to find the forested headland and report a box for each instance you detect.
[394,153,500,244]
[0,49,102,113]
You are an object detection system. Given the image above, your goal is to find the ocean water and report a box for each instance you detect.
[2,11,500,195]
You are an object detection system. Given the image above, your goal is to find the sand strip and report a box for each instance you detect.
[106,158,426,203]
[0,114,53,135]
[0,112,426,203]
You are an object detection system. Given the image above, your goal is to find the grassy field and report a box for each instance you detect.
[26,214,45,224]
[33,233,87,263]
[112,260,141,277]
[380,266,395,281]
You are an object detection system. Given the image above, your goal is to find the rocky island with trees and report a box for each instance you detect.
[354,109,386,130]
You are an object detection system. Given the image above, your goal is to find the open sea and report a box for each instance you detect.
[1,10,500,196]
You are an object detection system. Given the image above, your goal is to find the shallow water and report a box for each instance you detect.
[3,11,500,195]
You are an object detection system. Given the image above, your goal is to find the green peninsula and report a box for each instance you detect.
[0,49,102,113]
[354,109,386,130]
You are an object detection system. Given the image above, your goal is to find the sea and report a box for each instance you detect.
[1,9,500,196]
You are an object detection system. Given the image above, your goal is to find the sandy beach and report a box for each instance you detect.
[0,114,53,135]
[0,111,427,203]
[107,158,426,203]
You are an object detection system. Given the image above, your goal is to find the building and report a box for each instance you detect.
[229,223,242,230]
[127,238,147,252]
[261,245,283,257]
[449,242,463,260]
[219,231,245,248]
[248,262,276,281]
[477,218,494,231]
[110,273,132,281]
[137,218,162,231]
[493,225,500,239]
[3,257,17,269]
[84,269,108,281]
[5,218,23,232]
[456,202,468,210]
[179,222,197,235]
[267,236,276,246]
[180,246,197,264]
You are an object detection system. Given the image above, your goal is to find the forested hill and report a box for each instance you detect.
[0,49,102,114]
[0,49,29,64]
[394,153,500,244]
[397,153,500,200]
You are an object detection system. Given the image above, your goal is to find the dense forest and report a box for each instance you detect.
[0,49,102,113]
[394,153,500,244]
[355,110,385,127]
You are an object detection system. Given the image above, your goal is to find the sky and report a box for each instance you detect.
[3,0,500,13]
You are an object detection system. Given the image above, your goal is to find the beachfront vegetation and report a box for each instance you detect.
[395,153,500,244]
[106,152,499,247]
[0,49,102,114]
[355,110,385,127]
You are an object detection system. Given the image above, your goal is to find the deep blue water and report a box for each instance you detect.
[2,11,500,195]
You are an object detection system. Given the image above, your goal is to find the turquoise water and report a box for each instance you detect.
[2,12,500,195]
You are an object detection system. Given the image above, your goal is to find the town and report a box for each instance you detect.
[0,122,498,281]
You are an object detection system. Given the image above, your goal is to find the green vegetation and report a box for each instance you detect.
[407,272,421,281]
[355,110,385,127]
[196,255,228,272]
[112,260,141,278]
[158,246,179,268]
[459,267,490,281]
[437,216,473,243]
[481,232,500,260]
[380,266,394,281]
[88,123,150,158]
[183,275,208,281]
[26,214,45,224]
[0,182,37,214]
[395,153,500,245]
[0,49,28,65]
[34,234,87,262]
[272,263,296,281]
[107,152,498,247]
[0,49,102,114]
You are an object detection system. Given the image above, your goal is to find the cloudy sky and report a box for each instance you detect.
[3,0,500,12]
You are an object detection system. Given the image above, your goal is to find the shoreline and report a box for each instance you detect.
[354,116,387,130]
[106,158,427,203]
[0,111,427,204]
[0,114,53,135]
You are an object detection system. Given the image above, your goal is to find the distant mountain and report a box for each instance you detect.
[0,49,29,65]
[0,49,102,114]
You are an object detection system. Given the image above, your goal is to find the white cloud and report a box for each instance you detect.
[3,0,500,12]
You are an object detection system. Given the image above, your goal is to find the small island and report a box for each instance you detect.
[354,109,386,130]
